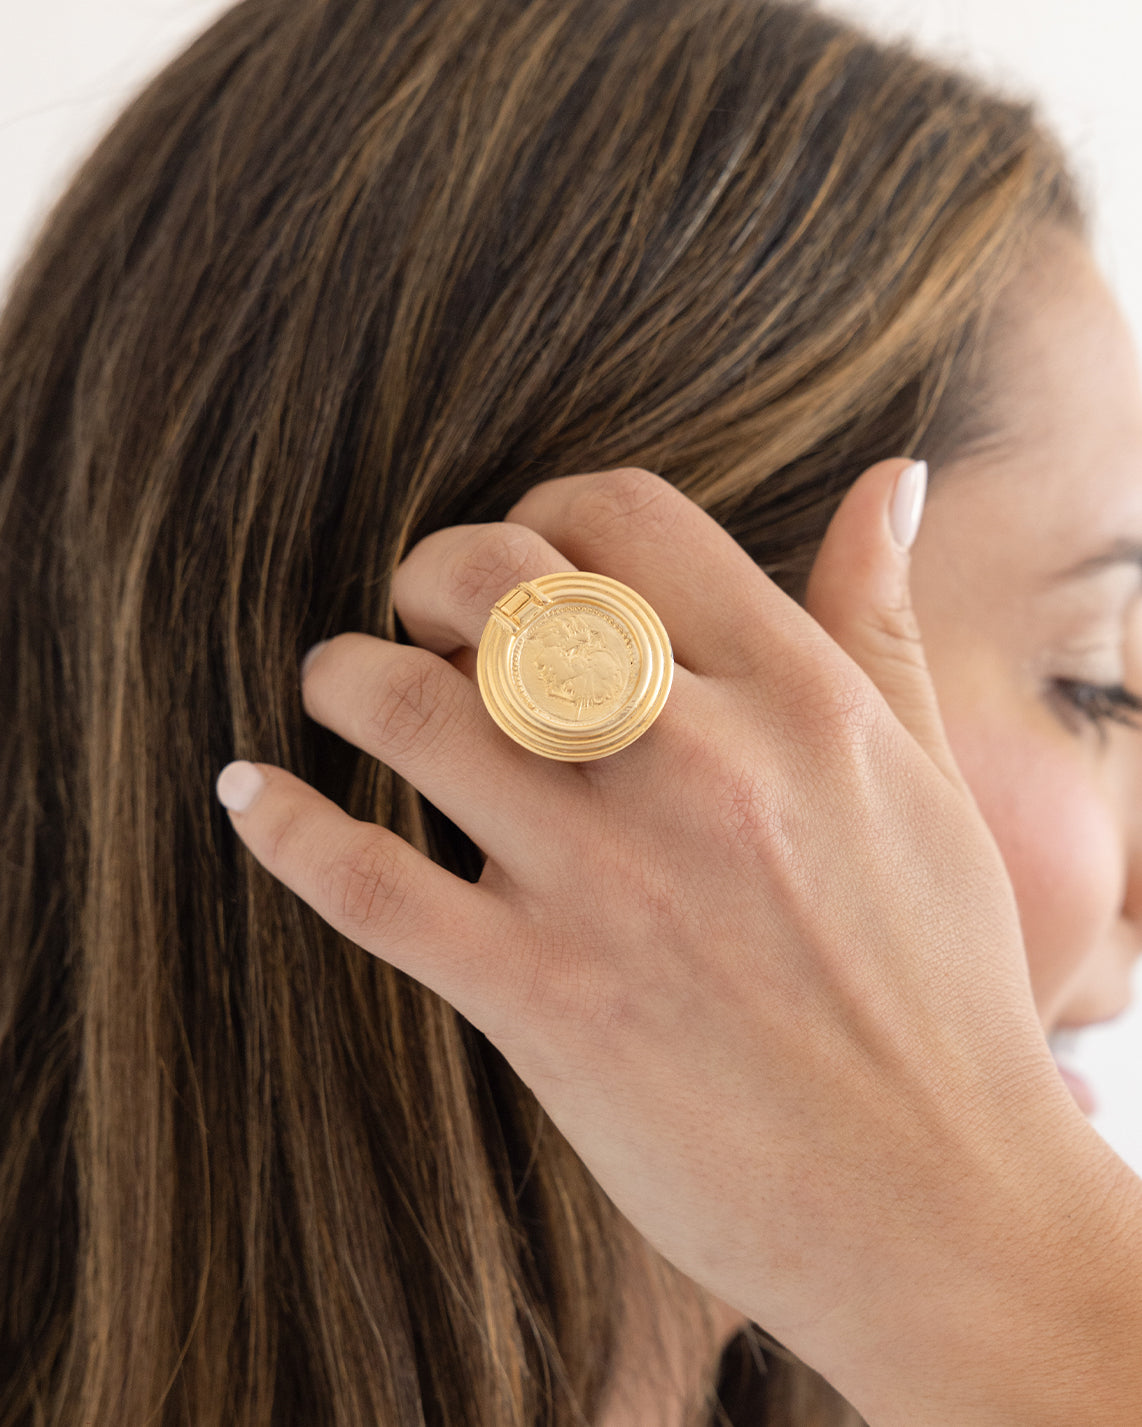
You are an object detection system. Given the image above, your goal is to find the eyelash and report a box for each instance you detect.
[1052,678,1142,736]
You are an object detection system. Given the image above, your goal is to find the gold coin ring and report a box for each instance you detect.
[476,571,674,762]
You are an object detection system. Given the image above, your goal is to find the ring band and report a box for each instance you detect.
[476,571,673,762]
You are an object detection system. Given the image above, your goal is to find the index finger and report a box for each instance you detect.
[505,467,813,679]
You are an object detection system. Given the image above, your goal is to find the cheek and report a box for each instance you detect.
[946,726,1121,1019]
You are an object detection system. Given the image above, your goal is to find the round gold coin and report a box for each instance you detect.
[476,572,674,761]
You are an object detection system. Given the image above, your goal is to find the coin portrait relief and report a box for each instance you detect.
[478,572,673,760]
[517,609,636,723]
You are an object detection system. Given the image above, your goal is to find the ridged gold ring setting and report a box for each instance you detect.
[476,571,674,761]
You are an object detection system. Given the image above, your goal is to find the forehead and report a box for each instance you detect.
[926,229,1142,586]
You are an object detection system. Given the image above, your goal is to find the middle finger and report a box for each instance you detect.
[392,519,579,655]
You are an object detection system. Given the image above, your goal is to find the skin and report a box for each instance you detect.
[605,226,1142,1423]
[218,229,1142,1424]
[909,227,1142,1043]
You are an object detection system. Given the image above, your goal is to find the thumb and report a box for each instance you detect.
[804,457,964,790]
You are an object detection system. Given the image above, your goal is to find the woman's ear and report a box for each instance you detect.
[804,458,964,790]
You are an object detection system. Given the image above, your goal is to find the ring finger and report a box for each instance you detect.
[392,516,713,784]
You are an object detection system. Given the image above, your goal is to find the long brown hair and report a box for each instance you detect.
[0,0,1082,1422]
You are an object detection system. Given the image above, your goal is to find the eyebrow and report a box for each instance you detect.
[1048,538,1142,583]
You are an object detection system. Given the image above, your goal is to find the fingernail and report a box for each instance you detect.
[889,459,928,551]
[300,640,330,680]
[216,760,265,812]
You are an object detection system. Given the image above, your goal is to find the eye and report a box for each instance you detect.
[1052,678,1142,740]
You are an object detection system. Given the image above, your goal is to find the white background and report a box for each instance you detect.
[2,0,1140,1172]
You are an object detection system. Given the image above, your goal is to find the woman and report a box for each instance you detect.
[3,0,1141,1422]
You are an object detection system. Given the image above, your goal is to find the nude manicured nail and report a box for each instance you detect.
[216,760,265,813]
[300,640,330,680]
[889,459,928,551]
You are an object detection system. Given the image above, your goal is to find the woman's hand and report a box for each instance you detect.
[216,461,1137,1425]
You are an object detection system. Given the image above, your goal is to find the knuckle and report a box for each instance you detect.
[800,670,897,800]
[710,761,787,855]
[777,656,879,750]
[680,731,802,872]
[363,652,451,762]
[572,467,680,546]
[321,829,412,940]
[651,709,799,863]
[816,666,881,744]
[762,654,895,801]
[444,522,546,611]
